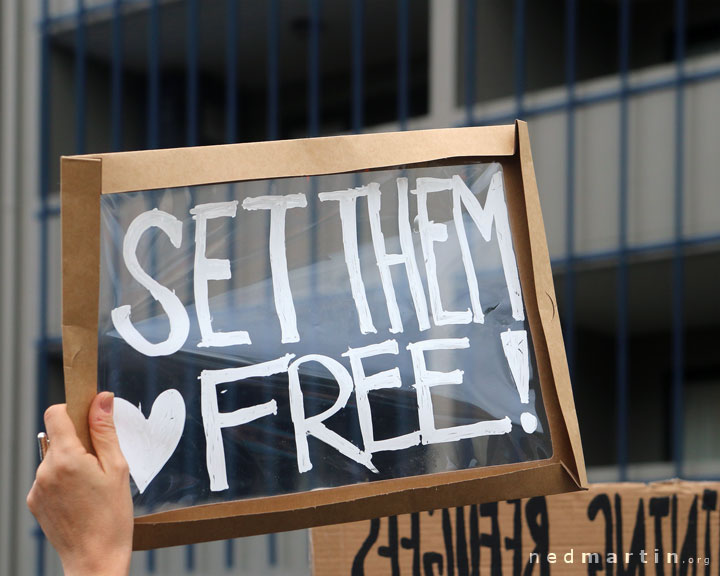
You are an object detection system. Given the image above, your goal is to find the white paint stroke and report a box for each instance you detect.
[242,194,307,344]
[412,177,472,326]
[407,337,511,444]
[452,173,525,321]
[200,354,294,492]
[367,179,430,334]
[501,329,538,434]
[501,329,529,404]
[190,201,252,348]
[318,188,376,335]
[343,339,420,453]
[114,389,186,494]
[111,209,190,357]
[288,354,378,474]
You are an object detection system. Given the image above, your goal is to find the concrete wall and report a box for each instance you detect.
[527,63,720,259]
[0,0,41,574]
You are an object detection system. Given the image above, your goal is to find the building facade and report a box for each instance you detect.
[1,0,719,574]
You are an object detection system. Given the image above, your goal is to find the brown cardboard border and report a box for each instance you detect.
[61,157,102,453]
[60,122,586,550]
[311,480,720,575]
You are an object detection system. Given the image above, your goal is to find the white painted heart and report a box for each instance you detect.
[113,389,186,494]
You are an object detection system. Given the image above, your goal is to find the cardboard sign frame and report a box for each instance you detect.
[61,121,586,550]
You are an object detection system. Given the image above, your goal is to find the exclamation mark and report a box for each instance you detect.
[501,329,538,433]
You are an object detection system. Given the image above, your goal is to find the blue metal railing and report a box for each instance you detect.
[184,3,198,569]
[513,0,526,118]
[616,0,630,482]
[397,0,409,130]
[463,0,476,127]
[672,0,687,480]
[74,0,86,154]
[224,2,238,569]
[145,3,160,571]
[111,0,123,152]
[147,0,160,151]
[36,0,51,572]
[225,0,238,145]
[352,0,364,134]
[308,0,321,139]
[267,0,279,141]
[35,1,720,574]
[563,0,577,379]
[186,0,199,148]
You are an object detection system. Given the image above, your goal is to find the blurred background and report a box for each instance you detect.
[1,0,719,574]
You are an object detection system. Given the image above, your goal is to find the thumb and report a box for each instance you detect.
[88,392,127,474]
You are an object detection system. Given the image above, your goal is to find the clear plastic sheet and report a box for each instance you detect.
[97,163,552,514]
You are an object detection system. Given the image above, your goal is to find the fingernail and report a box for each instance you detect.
[100,392,114,414]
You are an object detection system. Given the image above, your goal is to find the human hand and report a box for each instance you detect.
[27,392,133,576]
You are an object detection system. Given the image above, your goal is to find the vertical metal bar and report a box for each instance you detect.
[394,0,413,465]
[144,192,158,576]
[267,0,279,140]
[616,0,630,481]
[146,6,160,570]
[513,0,525,118]
[111,0,123,152]
[308,0,320,138]
[308,0,321,295]
[351,0,364,244]
[186,5,198,571]
[397,0,409,129]
[75,0,86,154]
[672,0,686,479]
[143,193,159,576]
[563,0,577,378]
[186,0,198,147]
[464,0,476,126]
[107,15,124,572]
[307,0,321,281]
[265,0,278,300]
[37,1,51,573]
[268,532,278,567]
[352,0,364,134]
[266,0,282,563]
[148,0,160,150]
[224,1,238,567]
[225,535,234,571]
[226,0,238,145]
[183,239,195,572]
[185,2,198,569]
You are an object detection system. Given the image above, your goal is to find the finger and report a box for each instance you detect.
[88,392,128,474]
[43,404,85,454]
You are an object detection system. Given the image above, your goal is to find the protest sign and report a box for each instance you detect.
[312,480,720,575]
[60,122,585,549]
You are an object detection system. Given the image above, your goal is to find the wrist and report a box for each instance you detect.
[62,550,131,576]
